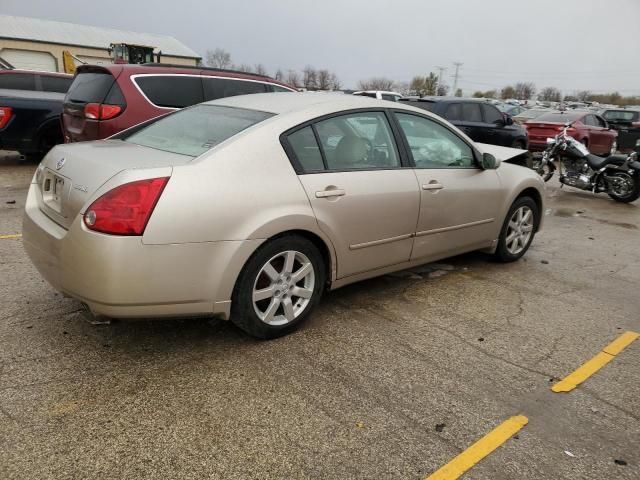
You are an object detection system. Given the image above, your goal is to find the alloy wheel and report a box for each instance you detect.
[505,206,534,255]
[252,250,315,326]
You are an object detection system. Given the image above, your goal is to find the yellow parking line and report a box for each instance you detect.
[552,331,639,393]
[425,415,528,480]
[0,233,21,239]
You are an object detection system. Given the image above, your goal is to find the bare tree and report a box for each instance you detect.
[274,69,284,81]
[254,64,268,76]
[436,83,450,96]
[329,73,342,90]
[358,77,396,91]
[286,70,301,88]
[576,90,592,102]
[539,86,562,102]
[396,81,411,96]
[514,82,536,100]
[484,89,497,99]
[205,48,232,69]
[317,69,331,90]
[235,64,254,73]
[302,65,318,90]
[472,91,485,98]
[454,88,463,97]
[501,85,516,99]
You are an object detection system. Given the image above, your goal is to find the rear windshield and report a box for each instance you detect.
[122,105,274,157]
[602,110,638,122]
[66,72,116,103]
[533,111,584,123]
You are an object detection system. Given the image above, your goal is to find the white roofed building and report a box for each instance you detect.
[0,15,201,72]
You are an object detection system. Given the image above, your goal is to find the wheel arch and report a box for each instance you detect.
[515,187,543,231]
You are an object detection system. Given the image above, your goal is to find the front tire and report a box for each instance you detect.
[494,196,539,262]
[231,235,325,339]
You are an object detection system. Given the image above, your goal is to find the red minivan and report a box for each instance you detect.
[62,64,296,142]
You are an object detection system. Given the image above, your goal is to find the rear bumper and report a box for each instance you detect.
[22,184,258,320]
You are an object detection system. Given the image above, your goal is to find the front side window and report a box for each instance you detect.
[444,103,462,121]
[395,112,475,168]
[314,112,400,170]
[122,105,273,157]
[461,103,482,122]
[482,104,503,124]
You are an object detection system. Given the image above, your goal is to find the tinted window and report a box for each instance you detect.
[135,75,204,108]
[315,112,399,170]
[0,73,37,91]
[66,72,116,103]
[203,77,267,101]
[381,94,398,101]
[603,110,638,122]
[396,113,475,168]
[287,126,325,172]
[444,103,462,121]
[482,104,503,123]
[40,75,72,93]
[461,103,482,122]
[123,105,273,157]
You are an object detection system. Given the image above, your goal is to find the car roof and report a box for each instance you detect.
[76,63,294,89]
[0,69,72,78]
[208,91,438,116]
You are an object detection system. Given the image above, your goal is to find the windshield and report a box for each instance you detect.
[603,110,638,122]
[122,105,274,157]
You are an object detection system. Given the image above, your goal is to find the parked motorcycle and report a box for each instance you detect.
[532,122,640,203]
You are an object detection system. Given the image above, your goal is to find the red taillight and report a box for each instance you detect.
[84,103,123,120]
[0,107,13,129]
[83,177,169,235]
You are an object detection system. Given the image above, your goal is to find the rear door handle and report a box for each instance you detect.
[315,189,346,198]
[422,183,444,191]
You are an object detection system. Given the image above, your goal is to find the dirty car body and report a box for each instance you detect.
[23,93,545,338]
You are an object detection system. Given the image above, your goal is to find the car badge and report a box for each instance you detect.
[56,158,66,170]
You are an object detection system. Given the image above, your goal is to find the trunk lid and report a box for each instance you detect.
[37,140,190,230]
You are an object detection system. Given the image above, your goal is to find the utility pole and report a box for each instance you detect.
[451,62,463,95]
[435,66,447,95]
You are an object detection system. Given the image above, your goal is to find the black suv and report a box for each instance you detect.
[399,97,528,149]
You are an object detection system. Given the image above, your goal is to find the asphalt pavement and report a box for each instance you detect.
[1,151,638,479]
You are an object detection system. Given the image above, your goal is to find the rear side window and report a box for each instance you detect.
[287,126,325,171]
[122,105,273,157]
[444,103,462,121]
[135,75,204,108]
[66,72,116,103]
[461,103,482,122]
[0,73,37,91]
[40,75,72,93]
[203,77,268,101]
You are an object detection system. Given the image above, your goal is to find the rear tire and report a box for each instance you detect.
[607,173,640,203]
[231,235,325,339]
[494,196,539,262]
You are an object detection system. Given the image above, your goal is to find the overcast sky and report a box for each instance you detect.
[3,0,639,95]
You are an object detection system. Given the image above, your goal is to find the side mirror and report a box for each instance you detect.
[481,152,499,169]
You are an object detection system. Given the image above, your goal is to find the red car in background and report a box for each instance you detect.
[525,110,617,156]
[62,64,296,143]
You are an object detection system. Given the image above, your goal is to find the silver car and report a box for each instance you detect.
[23,93,544,338]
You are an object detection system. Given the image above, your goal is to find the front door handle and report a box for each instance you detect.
[316,188,346,198]
[422,183,444,191]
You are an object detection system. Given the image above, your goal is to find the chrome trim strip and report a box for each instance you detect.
[350,233,413,250]
[416,218,495,237]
